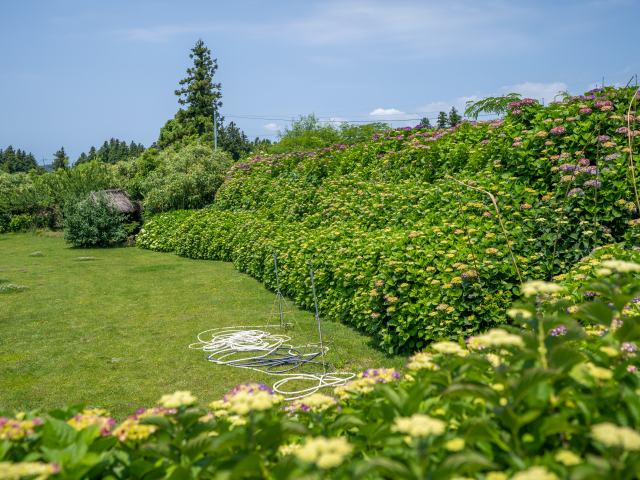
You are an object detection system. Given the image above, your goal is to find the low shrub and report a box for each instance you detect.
[63,192,127,248]
[2,274,640,478]
[0,213,56,233]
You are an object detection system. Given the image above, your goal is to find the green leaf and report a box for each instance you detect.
[464,420,511,452]
[443,383,499,404]
[166,466,192,480]
[352,457,413,479]
[128,459,156,478]
[178,411,204,430]
[614,315,640,343]
[327,415,366,433]
[229,453,265,479]
[183,436,213,462]
[433,452,498,480]
[139,415,174,432]
[613,293,635,313]
[512,368,558,405]
[41,418,77,449]
[573,300,613,327]
[548,346,585,372]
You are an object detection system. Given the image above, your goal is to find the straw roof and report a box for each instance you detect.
[90,189,138,214]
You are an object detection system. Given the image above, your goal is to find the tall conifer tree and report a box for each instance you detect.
[448,107,461,127]
[52,147,69,171]
[175,39,222,134]
[437,112,448,128]
[159,39,222,148]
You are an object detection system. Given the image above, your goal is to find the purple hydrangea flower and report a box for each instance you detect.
[550,126,566,135]
[549,325,567,336]
[583,180,602,187]
[567,188,585,198]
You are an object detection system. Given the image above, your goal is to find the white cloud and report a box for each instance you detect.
[370,108,406,116]
[363,81,573,126]
[497,82,568,104]
[263,123,279,131]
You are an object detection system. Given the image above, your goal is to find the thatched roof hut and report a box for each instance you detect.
[90,189,139,214]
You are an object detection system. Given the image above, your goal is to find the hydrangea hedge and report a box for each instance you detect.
[138,86,639,352]
[3,273,640,479]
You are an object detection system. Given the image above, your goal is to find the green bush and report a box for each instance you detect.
[139,86,640,352]
[2,274,640,479]
[63,192,127,248]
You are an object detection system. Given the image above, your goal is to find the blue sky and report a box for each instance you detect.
[1,0,638,163]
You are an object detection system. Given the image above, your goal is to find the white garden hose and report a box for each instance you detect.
[190,325,355,400]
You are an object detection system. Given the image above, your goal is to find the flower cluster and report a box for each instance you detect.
[0,417,42,440]
[0,462,59,480]
[391,414,446,437]
[406,352,440,370]
[286,393,339,413]
[67,409,115,436]
[362,367,401,383]
[295,436,354,469]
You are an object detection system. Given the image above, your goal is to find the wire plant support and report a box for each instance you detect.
[190,253,354,400]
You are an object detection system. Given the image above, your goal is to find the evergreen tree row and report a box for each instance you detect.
[436,107,462,128]
[75,138,149,166]
[0,146,38,173]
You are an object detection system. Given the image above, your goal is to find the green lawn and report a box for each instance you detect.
[0,233,405,419]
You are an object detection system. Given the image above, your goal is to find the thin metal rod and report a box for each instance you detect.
[627,86,640,213]
[549,117,607,279]
[449,177,481,282]
[445,175,523,284]
[273,249,284,327]
[214,109,217,152]
[308,260,325,372]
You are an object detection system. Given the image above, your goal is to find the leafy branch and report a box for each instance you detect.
[464,93,522,120]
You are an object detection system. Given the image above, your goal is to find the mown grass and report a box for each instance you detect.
[0,233,405,419]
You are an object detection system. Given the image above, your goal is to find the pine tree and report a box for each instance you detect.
[75,152,89,165]
[88,146,97,161]
[3,146,16,173]
[448,107,461,127]
[52,147,69,171]
[175,39,222,133]
[159,39,222,148]
[437,112,448,128]
[219,121,251,160]
[419,117,431,128]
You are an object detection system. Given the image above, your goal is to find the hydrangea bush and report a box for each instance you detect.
[138,86,639,352]
[3,275,640,479]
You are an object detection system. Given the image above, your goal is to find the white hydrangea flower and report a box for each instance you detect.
[511,466,557,480]
[592,422,640,450]
[431,341,466,356]
[391,413,446,437]
[472,329,524,349]
[521,280,563,297]
[158,390,197,408]
[601,260,640,273]
[295,436,353,469]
